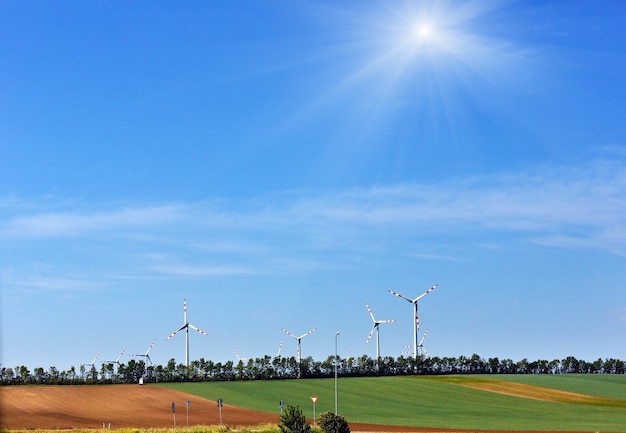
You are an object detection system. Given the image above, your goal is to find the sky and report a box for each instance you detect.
[1,0,626,372]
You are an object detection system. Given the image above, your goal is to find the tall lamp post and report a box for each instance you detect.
[334,331,340,414]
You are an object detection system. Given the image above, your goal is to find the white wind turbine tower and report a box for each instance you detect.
[103,347,126,375]
[388,283,439,359]
[131,339,156,366]
[282,328,316,364]
[166,299,208,367]
[365,303,395,361]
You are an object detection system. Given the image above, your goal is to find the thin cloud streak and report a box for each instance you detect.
[149,263,260,277]
[1,204,185,239]
[2,159,625,254]
[285,160,626,240]
[2,272,100,292]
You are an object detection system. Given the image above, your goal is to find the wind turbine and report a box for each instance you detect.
[276,339,283,358]
[388,283,439,359]
[80,352,101,379]
[103,347,126,375]
[166,298,208,367]
[131,339,156,366]
[233,349,250,363]
[80,352,101,369]
[365,303,395,361]
[403,330,430,359]
[418,329,430,359]
[282,328,316,364]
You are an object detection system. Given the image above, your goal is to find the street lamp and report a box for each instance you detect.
[334,331,340,414]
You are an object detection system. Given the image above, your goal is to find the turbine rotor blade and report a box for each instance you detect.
[116,347,126,362]
[388,290,413,303]
[188,323,208,336]
[145,339,156,354]
[366,303,376,322]
[87,352,101,365]
[419,329,429,346]
[366,324,376,344]
[282,328,296,339]
[413,284,439,303]
[298,328,316,339]
[167,325,188,339]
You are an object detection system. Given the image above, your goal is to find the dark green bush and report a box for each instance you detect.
[317,411,350,433]
[279,404,311,433]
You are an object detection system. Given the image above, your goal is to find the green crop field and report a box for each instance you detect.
[158,375,626,432]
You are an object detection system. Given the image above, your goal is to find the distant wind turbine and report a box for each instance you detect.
[277,339,283,358]
[404,330,430,359]
[80,352,101,369]
[103,347,126,375]
[166,299,208,367]
[365,303,395,361]
[282,328,316,364]
[233,348,250,363]
[418,329,430,359]
[388,283,439,359]
[131,339,156,366]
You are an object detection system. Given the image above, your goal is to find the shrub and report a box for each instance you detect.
[279,404,311,433]
[317,411,350,433]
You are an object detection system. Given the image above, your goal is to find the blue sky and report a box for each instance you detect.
[2,0,626,371]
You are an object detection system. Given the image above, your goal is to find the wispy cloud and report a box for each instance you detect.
[2,271,100,292]
[2,159,625,257]
[1,204,185,239]
[255,159,626,259]
[149,263,260,277]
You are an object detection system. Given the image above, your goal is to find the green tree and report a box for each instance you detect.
[33,367,46,384]
[317,411,350,433]
[279,404,311,433]
[18,365,30,383]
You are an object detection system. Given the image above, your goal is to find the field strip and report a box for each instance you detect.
[421,376,626,408]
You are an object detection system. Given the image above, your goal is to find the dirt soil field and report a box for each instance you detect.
[426,376,626,407]
[0,385,592,433]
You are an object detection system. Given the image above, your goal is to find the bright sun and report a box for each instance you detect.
[416,23,432,39]
[409,21,439,47]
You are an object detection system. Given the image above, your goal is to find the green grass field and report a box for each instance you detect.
[158,375,626,432]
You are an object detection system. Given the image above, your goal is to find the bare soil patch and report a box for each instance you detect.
[0,385,278,430]
[425,376,626,407]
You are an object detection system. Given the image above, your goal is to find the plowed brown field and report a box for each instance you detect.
[0,385,275,429]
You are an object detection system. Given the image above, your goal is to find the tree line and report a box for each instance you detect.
[1,354,624,385]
